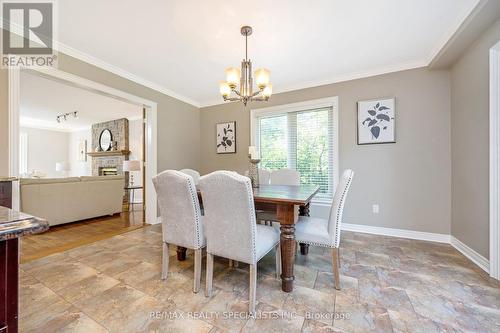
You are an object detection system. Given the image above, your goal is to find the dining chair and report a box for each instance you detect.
[243,168,271,185]
[179,168,201,185]
[269,168,300,186]
[294,169,354,290]
[152,170,205,293]
[199,171,281,314]
[258,168,301,225]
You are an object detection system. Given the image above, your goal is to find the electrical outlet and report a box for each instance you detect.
[372,204,379,214]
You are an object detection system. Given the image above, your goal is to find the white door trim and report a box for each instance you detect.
[8,67,158,225]
[489,42,500,279]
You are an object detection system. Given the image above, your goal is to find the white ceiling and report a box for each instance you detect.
[54,0,479,106]
[20,71,142,132]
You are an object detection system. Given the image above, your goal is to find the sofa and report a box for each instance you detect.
[20,175,125,226]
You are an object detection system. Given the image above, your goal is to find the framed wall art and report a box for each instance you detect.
[357,97,396,145]
[216,121,236,153]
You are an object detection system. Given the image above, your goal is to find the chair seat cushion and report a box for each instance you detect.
[295,216,333,247]
[255,224,280,261]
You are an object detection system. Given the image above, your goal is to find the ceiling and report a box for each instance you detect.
[54,0,479,106]
[20,71,142,132]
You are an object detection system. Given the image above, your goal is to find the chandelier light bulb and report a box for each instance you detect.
[263,84,273,98]
[255,68,270,89]
[219,82,231,98]
[73,111,78,119]
[225,67,240,89]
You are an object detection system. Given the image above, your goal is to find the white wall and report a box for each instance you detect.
[68,128,92,177]
[21,127,70,178]
[128,118,143,203]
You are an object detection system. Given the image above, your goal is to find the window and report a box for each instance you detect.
[19,131,28,175]
[252,98,339,201]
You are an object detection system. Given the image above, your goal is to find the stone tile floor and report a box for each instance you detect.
[20,224,500,332]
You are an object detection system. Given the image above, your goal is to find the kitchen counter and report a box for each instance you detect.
[0,177,17,182]
[0,207,49,241]
[0,181,48,333]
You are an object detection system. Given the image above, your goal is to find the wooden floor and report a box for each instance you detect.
[20,205,144,263]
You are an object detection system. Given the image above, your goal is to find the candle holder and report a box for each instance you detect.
[248,154,261,188]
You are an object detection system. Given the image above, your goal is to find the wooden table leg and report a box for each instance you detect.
[299,203,310,255]
[299,243,309,255]
[277,204,296,292]
[176,246,187,261]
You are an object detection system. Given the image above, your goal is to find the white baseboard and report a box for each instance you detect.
[340,222,490,274]
[341,223,451,243]
[450,236,490,273]
[150,217,161,225]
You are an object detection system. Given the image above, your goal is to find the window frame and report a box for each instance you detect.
[250,97,339,203]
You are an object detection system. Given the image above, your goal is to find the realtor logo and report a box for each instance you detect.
[1,1,57,67]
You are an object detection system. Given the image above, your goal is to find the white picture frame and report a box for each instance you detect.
[216,121,236,154]
[357,97,396,145]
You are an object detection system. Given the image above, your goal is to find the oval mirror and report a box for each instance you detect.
[99,129,113,151]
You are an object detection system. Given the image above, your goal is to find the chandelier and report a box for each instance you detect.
[219,26,272,106]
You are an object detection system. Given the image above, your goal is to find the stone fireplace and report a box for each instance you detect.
[88,118,130,204]
[90,118,129,177]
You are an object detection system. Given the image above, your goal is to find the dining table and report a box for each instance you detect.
[176,184,320,293]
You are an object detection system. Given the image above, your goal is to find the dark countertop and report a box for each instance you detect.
[0,206,49,241]
[0,177,18,182]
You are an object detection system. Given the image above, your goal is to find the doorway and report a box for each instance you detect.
[8,67,158,261]
[489,40,500,280]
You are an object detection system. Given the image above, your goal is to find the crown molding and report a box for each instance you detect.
[0,18,200,108]
[425,0,482,66]
[54,42,201,108]
[2,0,480,109]
[429,0,499,69]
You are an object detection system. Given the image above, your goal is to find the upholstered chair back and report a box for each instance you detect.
[199,171,258,264]
[153,170,204,249]
[327,169,354,247]
[179,169,201,185]
[270,168,300,186]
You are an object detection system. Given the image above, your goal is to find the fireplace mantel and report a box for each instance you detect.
[87,150,130,157]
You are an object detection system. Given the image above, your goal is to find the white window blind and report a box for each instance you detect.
[19,132,28,175]
[257,105,336,201]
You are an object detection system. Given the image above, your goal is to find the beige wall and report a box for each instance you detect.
[201,68,452,234]
[57,54,200,173]
[450,19,500,258]
[0,51,201,178]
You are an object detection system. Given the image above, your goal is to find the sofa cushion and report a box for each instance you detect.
[80,175,125,182]
[20,177,81,185]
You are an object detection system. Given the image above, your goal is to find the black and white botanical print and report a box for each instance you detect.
[216,121,236,153]
[357,98,395,144]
